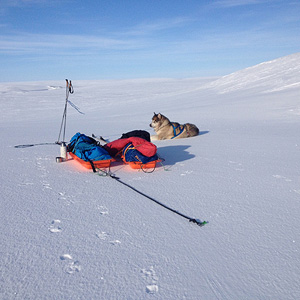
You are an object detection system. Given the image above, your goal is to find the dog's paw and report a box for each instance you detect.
[150,135,158,141]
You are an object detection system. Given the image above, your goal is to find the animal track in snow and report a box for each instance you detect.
[42,181,52,190]
[65,261,81,274]
[58,192,74,205]
[180,170,193,176]
[58,192,67,200]
[18,182,34,187]
[60,254,81,274]
[273,175,292,182]
[228,160,244,171]
[109,240,121,245]
[96,231,109,240]
[141,266,159,294]
[49,219,62,233]
[97,205,109,215]
[36,157,49,177]
[96,231,121,245]
[146,285,159,294]
[60,254,72,260]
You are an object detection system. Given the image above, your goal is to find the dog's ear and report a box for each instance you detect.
[158,113,161,118]
[153,112,156,116]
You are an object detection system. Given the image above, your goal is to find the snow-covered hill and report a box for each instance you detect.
[205,52,300,94]
[1,53,300,299]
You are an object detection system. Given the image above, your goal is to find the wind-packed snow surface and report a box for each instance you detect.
[1,53,300,299]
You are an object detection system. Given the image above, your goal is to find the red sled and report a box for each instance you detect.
[122,156,161,170]
[127,160,161,169]
[69,152,115,169]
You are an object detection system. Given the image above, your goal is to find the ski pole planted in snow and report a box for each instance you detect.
[57,79,74,145]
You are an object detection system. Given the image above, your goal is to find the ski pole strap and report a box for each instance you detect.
[69,82,74,94]
[67,100,85,114]
[104,172,207,227]
[66,79,74,94]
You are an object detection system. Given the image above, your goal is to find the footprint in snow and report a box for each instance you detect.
[49,219,62,233]
[65,261,81,274]
[97,205,109,215]
[96,231,109,240]
[58,192,67,200]
[141,266,159,294]
[146,285,159,294]
[60,254,73,260]
[58,192,74,205]
[109,240,121,245]
[60,254,81,274]
[96,231,121,245]
[180,170,193,176]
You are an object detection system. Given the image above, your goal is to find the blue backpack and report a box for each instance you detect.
[122,143,158,164]
[68,132,112,162]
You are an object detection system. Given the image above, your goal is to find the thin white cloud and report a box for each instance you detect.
[124,17,194,36]
[0,19,297,60]
[212,0,273,8]
[1,0,52,7]
[0,16,194,56]
[0,32,150,56]
[0,0,58,16]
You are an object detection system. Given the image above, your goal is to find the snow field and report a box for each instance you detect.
[1,53,300,299]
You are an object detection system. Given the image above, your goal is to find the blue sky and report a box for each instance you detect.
[0,0,299,82]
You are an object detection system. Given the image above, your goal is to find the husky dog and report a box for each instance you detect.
[150,112,199,140]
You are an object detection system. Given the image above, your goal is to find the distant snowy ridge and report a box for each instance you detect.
[203,53,300,94]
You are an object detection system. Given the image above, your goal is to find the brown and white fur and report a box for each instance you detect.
[149,112,199,141]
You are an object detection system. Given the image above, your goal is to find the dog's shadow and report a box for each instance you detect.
[156,131,209,165]
[199,130,209,136]
[157,145,195,165]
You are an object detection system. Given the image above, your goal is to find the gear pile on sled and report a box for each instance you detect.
[67,132,161,171]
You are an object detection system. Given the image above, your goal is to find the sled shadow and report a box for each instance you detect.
[157,145,195,165]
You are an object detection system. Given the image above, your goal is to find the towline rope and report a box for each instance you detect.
[97,168,208,227]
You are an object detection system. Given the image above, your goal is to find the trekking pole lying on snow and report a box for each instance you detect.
[97,169,208,227]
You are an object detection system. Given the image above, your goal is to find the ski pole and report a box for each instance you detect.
[57,79,73,144]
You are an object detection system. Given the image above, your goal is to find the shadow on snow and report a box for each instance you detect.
[156,131,209,165]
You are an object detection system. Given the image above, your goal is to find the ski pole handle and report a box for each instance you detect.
[69,80,74,94]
